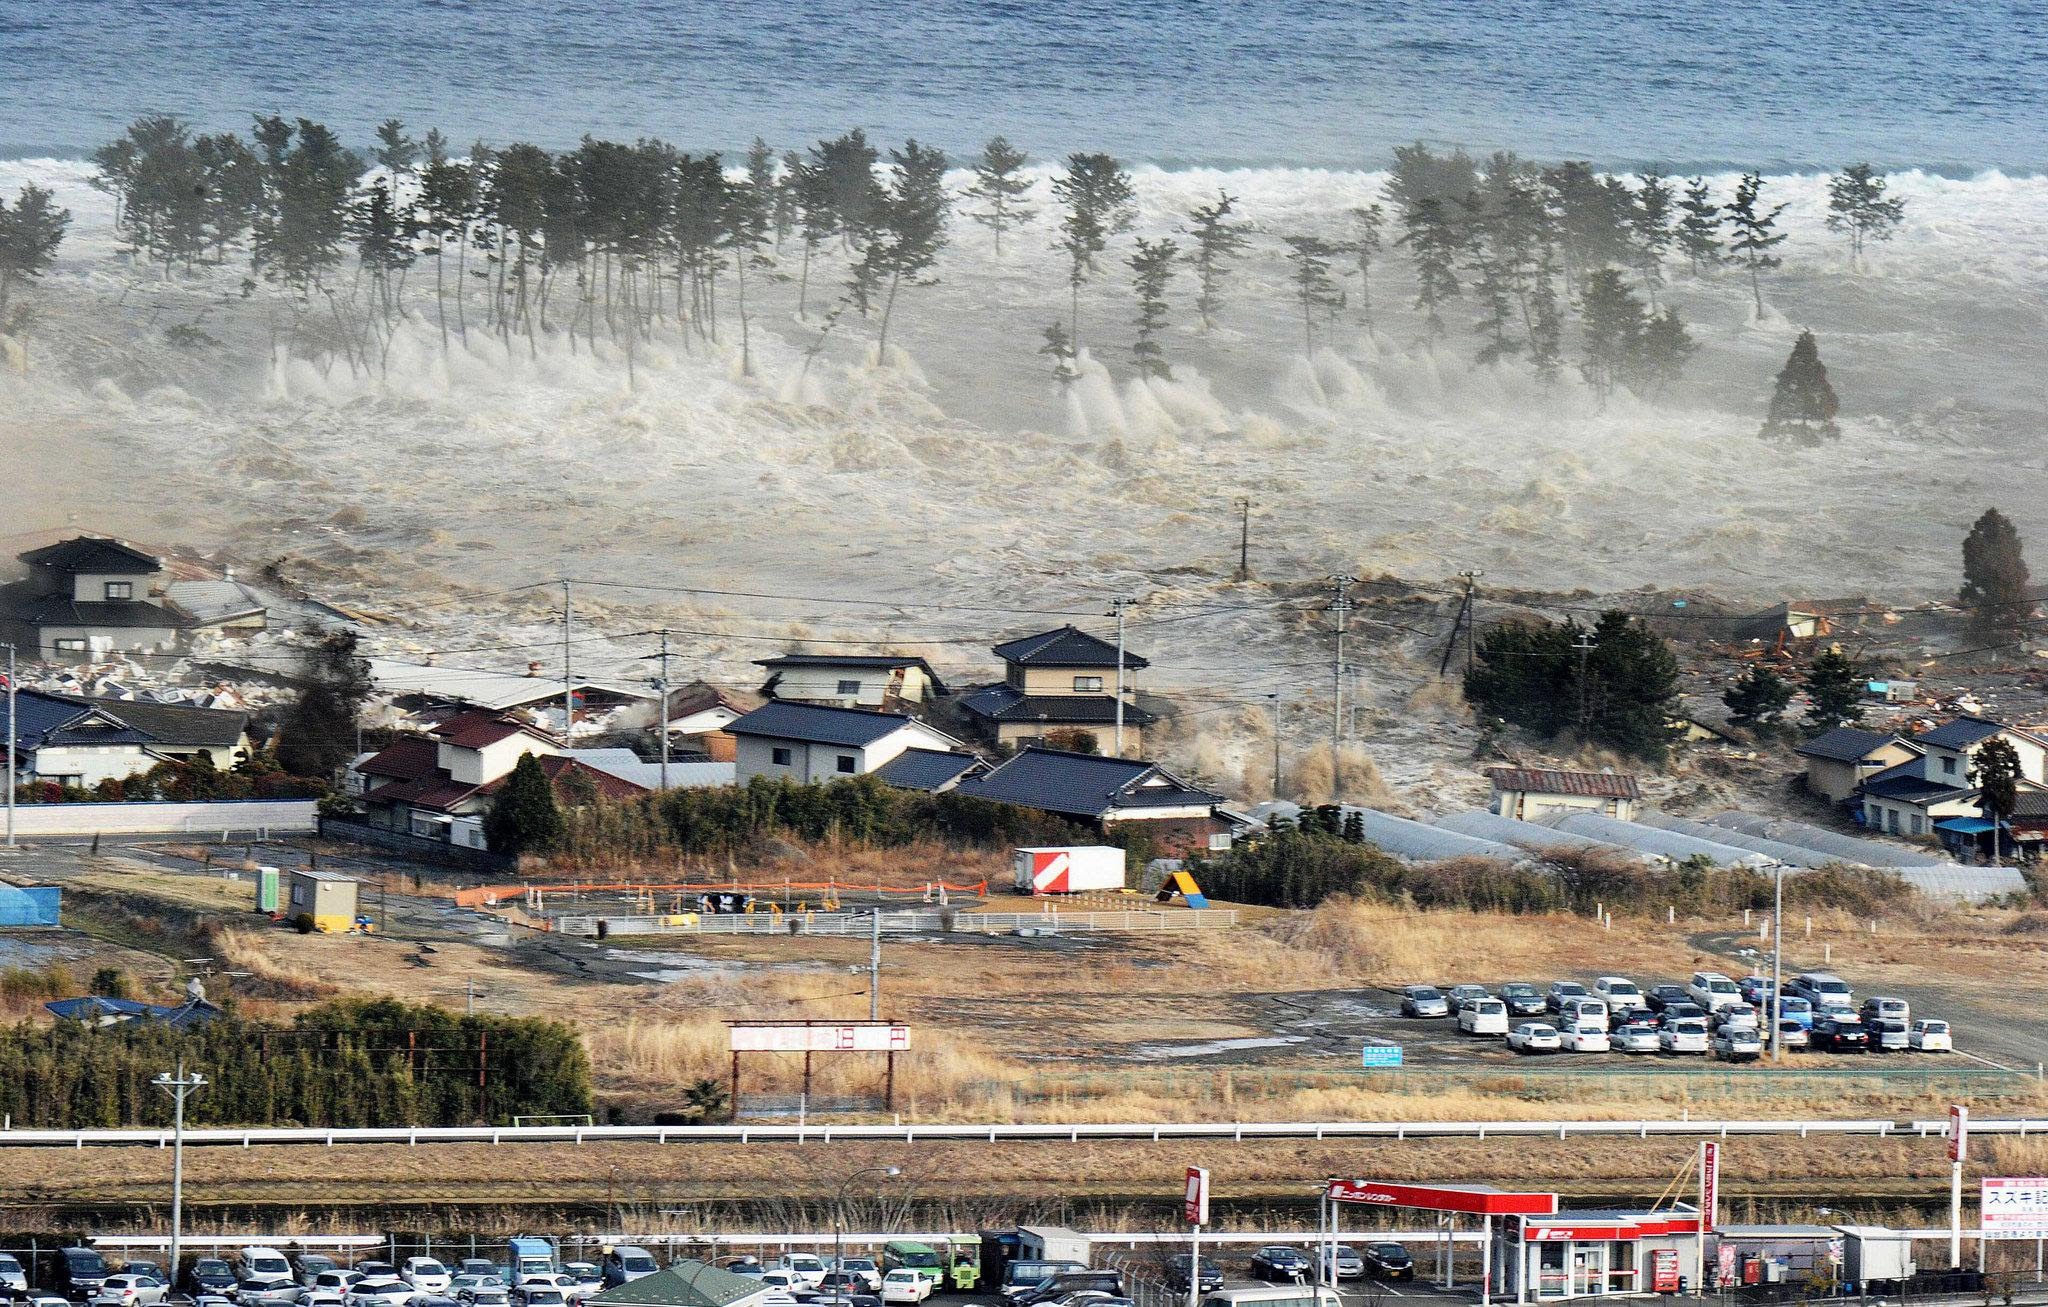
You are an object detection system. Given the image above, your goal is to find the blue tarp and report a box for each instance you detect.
[1934,817,2000,834]
[0,885,59,927]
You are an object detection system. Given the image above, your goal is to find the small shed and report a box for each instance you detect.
[287,868,359,932]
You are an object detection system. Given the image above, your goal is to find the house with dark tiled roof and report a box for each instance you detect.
[1794,726,1922,805]
[960,624,1155,757]
[1854,715,2048,843]
[1487,767,1641,821]
[727,701,972,787]
[754,653,946,711]
[6,688,252,789]
[0,536,193,659]
[956,746,1241,855]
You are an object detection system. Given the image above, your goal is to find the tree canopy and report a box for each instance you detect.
[1958,507,2034,642]
[1464,610,1681,761]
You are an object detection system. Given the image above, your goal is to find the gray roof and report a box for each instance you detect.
[957,683,1158,726]
[1858,761,1967,804]
[0,584,192,629]
[165,579,267,625]
[19,536,162,574]
[957,746,1217,818]
[1638,811,1845,868]
[1540,812,1774,867]
[1702,812,1950,869]
[1432,809,1637,857]
[724,701,922,748]
[1348,807,1525,863]
[1915,717,2007,749]
[8,689,247,753]
[993,625,1148,669]
[873,748,983,792]
[565,749,735,791]
[590,1263,769,1307]
[1796,727,1905,763]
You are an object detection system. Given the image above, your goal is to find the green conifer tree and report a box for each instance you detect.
[1760,330,1841,444]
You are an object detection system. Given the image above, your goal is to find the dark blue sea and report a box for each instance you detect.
[3,0,2045,170]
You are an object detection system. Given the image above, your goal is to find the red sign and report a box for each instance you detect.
[1184,1166,1209,1225]
[1949,1104,1969,1163]
[1651,1250,1682,1294]
[1524,1215,1702,1241]
[1700,1141,1719,1233]
[1327,1179,1558,1216]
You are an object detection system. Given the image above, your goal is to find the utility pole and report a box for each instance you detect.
[1573,631,1597,730]
[1458,570,1484,675]
[1268,691,1282,801]
[1109,597,1132,757]
[4,641,15,848]
[655,631,672,793]
[1769,862,1784,1062]
[153,1060,207,1286]
[1234,498,1251,581]
[561,580,574,741]
[868,910,882,1022]
[1327,576,1357,745]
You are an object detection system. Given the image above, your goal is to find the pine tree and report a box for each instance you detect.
[867,140,949,363]
[1182,190,1249,333]
[1631,170,1676,306]
[1127,236,1178,378]
[964,136,1033,256]
[1825,163,1906,268]
[725,167,773,377]
[1958,507,2034,640]
[1725,171,1787,315]
[772,150,802,249]
[1577,268,1645,400]
[1050,152,1136,352]
[1722,665,1794,731]
[1801,650,1864,730]
[1634,309,1697,397]
[372,119,421,181]
[1760,330,1841,444]
[1526,244,1564,382]
[1383,143,1479,219]
[811,129,883,250]
[1398,196,1463,338]
[258,119,359,292]
[483,753,565,856]
[416,156,476,352]
[1675,177,1722,273]
[1350,203,1385,326]
[195,132,263,263]
[0,183,71,322]
[1039,320,1077,391]
[1280,235,1343,357]
[1971,738,2023,855]
[1542,161,1634,290]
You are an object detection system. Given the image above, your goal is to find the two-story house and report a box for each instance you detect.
[958,625,1155,757]
[1794,727,1924,806]
[727,701,974,788]
[754,654,946,711]
[0,537,193,659]
[1857,715,2048,842]
[8,689,252,789]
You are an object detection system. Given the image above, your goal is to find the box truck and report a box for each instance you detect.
[1013,846,1126,895]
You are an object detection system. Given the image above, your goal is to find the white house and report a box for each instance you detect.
[727,701,969,785]
[1488,767,1642,821]
[1857,716,2048,840]
[0,537,192,658]
[754,654,946,711]
[8,689,252,789]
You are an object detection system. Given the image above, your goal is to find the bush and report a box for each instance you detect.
[292,913,316,935]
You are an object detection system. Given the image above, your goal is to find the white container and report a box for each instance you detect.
[1012,846,1126,895]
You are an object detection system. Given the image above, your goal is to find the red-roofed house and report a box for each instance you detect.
[1487,767,1642,821]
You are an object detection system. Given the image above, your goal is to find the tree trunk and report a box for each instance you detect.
[735,251,752,377]
[876,268,903,365]
[798,241,812,321]
[454,222,470,341]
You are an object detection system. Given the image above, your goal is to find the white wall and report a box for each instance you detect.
[26,742,160,788]
[734,720,960,785]
[68,570,163,604]
[440,735,562,785]
[6,800,318,835]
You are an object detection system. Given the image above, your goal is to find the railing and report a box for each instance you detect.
[0,1115,2039,1150]
[555,908,1238,936]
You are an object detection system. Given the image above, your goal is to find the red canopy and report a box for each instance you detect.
[1327,1180,1559,1216]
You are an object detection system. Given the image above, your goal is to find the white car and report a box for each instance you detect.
[240,1282,303,1307]
[93,1276,170,1307]
[449,1278,503,1301]
[1687,972,1744,1012]
[346,1282,416,1307]
[1774,1019,1810,1051]
[1593,977,1645,1015]
[1458,998,1509,1035]
[1559,996,1611,1031]
[1613,1021,1661,1054]
[1713,1003,1759,1032]
[1909,1018,1953,1052]
[306,1295,348,1307]
[519,1277,587,1304]
[1506,1022,1562,1054]
[311,1274,364,1298]
[881,1271,931,1305]
[1661,1018,1711,1054]
[1561,1021,1610,1053]
[755,1272,806,1299]
[0,1257,28,1293]
[778,1256,827,1290]
[1713,1026,1762,1062]
[403,1263,453,1296]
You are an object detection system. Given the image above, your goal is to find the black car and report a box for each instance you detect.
[1659,1003,1707,1027]
[1646,984,1690,1013]
[1812,1015,1871,1053]
[1498,983,1547,1017]
[1248,1248,1308,1283]
[183,1260,240,1299]
[1017,1273,1125,1306]
[1361,1244,1414,1282]
[1161,1258,1223,1296]
[50,1249,110,1301]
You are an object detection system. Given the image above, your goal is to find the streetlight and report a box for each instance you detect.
[833,1166,901,1294]
[154,1060,207,1284]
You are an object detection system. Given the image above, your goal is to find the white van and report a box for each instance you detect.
[240,1252,295,1285]
[1202,1288,1344,1307]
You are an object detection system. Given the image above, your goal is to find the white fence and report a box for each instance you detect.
[555,908,1239,936]
[0,1115,2039,1151]
[4,799,318,837]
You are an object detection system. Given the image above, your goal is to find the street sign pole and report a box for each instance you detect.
[1185,1167,1210,1307]
[1950,1104,1969,1269]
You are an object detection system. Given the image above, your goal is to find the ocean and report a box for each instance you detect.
[3,0,2046,170]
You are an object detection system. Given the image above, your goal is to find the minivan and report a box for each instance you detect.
[1202,1290,1343,1307]
[1001,1264,1086,1300]
[239,1253,294,1287]
[54,1248,112,1300]
[599,1250,658,1289]
[1789,972,1852,1008]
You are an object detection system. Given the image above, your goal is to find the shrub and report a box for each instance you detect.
[293,913,316,935]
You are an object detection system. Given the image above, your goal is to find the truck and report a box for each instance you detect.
[1833,1226,1916,1289]
[1012,847,1125,896]
[507,1238,559,1284]
[1015,1227,1091,1268]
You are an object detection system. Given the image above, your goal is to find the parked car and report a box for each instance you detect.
[1498,982,1547,1017]
[1507,1022,1562,1054]
[353,1269,399,1285]
[1870,1018,1910,1052]
[239,1280,302,1306]
[1712,1026,1762,1062]
[879,1272,929,1306]
[1738,975,1776,1005]
[832,1261,882,1294]
[0,1256,27,1293]
[54,1249,112,1301]
[1593,977,1646,1016]
[1248,1248,1309,1284]
[809,1295,881,1307]
[777,1258,827,1291]
[1778,996,1814,1030]
[306,1294,349,1307]
[1161,1259,1223,1295]
[1812,1014,1871,1053]
[91,1276,168,1307]
[514,1278,581,1305]
[754,1273,808,1301]
[1016,1273,1123,1307]
[1646,983,1690,1013]
[293,1262,339,1291]
[1317,1247,1364,1282]
[717,1261,764,1280]
[1909,1019,1954,1052]
[449,1278,502,1301]
[186,1263,242,1299]
[999,1264,1086,1300]
[117,1268,164,1287]
[1446,984,1491,1012]
[402,1265,451,1297]
[816,1275,868,1300]
[1687,971,1744,1012]
[454,1268,497,1285]
[1545,980,1589,1012]
[1399,985,1450,1018]
[1788,972,1853,1010]
[1861,996,1910,1025]
[1774,1019,1809,1050]
[1659,1018,1710,1055]
[1613,1021,1661,1054]
[1561,1021,1610,1053]
[1361,1245,1413,1281]
[1458,998,1509,1036]
[1711,1002,1758,1031]
[595,1252,654,1292]
[1558,997,1611,1031]
[344,1283,416,1307]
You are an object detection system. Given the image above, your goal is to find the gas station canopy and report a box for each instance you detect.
[1327,1179,1560,1216]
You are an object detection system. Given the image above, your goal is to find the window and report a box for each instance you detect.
[837,679,862,696]
[1073,675,1104,692]
[771,747,793,766]
[53,638,87,653]
[103,581,132,600]
[836,754,857,774]
[1909,814,1923,835]
[1942,756,1957,776]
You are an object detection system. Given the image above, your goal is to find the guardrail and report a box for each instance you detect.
[0,1116,2039,1150]
[556,908,1238,936]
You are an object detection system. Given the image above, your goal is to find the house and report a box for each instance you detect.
[564,747,736,791]
[589,1262,771,1307]
[1794,727,1923,805]
[365,659,653,735]
[959,625,1155,757]
[6,688,252,789]
[0,537,193,659]
[287,868,359,932]
[955,745,1240,855]
[726,701,970,786]
[45,994,222,1028]
[1487,767,1642,822]
[654,680,763,761]
[1856,716,2048,841]
[872,748,986,793]
[1732,597,1870,647]
[350,708,645,843]
[755,653,946,711]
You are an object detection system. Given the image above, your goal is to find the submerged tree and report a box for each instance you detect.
[1825,163,1906,268]
[1760,330,1840,444]
[725,165,774,377]
[1723,665,1794,732]
[1350,203,1385,326]
[1631,170,1676,306]
[1464,611,1680,763]
[1182,190,1249,333]
[1383,142,1479,219]
[0,184,71,322]
[372,119,421,181]
[1398,196,1463,338]
[1725,171,1787,314]
[1280,235,1344,357]
[1801,649,1863,730]
[1039,319,1078,391]
[867,139,949,362]
[1577,268,1646,400]
[964,136,1033,256]
[1127,236,1178,378]
[1675,176,1722,273]
[1958,508,2034,641]
[275,630,372,781]
[1050,152,1136,352]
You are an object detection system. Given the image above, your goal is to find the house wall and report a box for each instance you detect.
[26,742,160,788]
[68,570,164,604]
[734,721,958,785]
[288,876,357,931]
[1013,664,1134,697]
[1496,789,1635,822]
[992,720,1141,756]
[1864,793,1981,840]
[767,666,933,708]
[440,735,561,786]
[37,623,183,658]
[148,737,249,771]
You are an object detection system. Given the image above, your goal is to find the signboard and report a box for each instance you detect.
[1717,1241,1738,1286]
[1699,1140,1719,1232]
[1327,1180,1558,1216]
[1981,1178,2048,1239]
[1650,1250,1682,1294]
[1361,1043,1404,1068]
[1827,1239,1844,1268]
[1949,1103,1969,1162]
[1523,1216,1701,1241]
[728,1023,910,1052]
[1184,1166,1210,1225]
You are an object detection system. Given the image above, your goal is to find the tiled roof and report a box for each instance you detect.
[0,583,192,629]
[1485,767,1642,800]
[57,695,248,749]
[873,748,983,792]
[957,746,1219,819]
[1858,761,1969,804]
[522,754,649,801]
[1916,716,2013,750]
[1795,727,1904,763]
[726,700,921,747]
[368,753,644,814]
[18,536,162,574]
[356,736,441,781]
[756,653,935,669]
[957,684,1158,726]
[431,709,555,750]
[992,625,1149,669]
[7,689,243,753]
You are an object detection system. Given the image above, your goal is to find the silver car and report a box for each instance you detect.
[240,1280,304,1306]
[93,1276,170,1307]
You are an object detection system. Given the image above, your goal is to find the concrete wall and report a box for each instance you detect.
[6,799,318,836]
